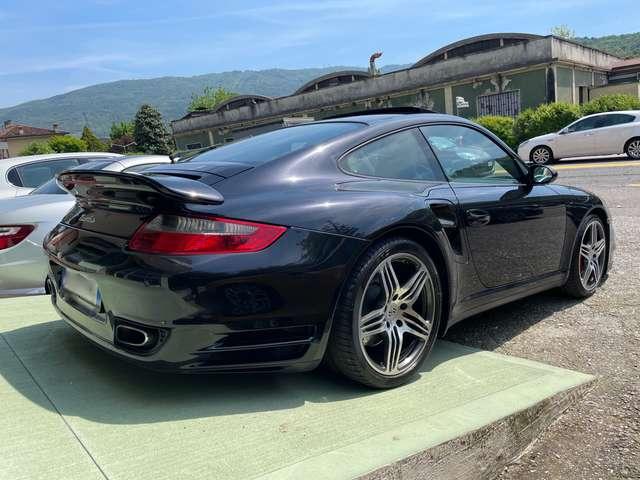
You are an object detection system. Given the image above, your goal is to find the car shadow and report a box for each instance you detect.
[1,318,475,426]
[444,289,581,351]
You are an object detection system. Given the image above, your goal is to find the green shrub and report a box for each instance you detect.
[47,135,88,153]
[513,102,581,144]
[580,94,640,116]
[20,141,54,156]
[474,116,516,148]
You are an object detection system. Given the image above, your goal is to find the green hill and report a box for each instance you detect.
[575,32,640,58]
[0,67,367,137]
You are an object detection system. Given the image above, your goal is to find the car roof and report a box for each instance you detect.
[314,112,468,127]
[0,152,123,171]
[581,110,640,119]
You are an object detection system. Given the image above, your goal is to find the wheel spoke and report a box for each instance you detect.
[592,258,602,284]
[379,260,400,301]
[360,308,384,327]
[580,244,591,260]
[398,267,428,305]
[593,238,606,257]
[590,223,597,245]
[581,260,593,284]
[385,327,403,373]
[401,309,430,339]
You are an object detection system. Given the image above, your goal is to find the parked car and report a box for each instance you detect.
[43,111,613,388]
[0,152,125,199]
[0,155,172,297]
[518,110,640,164]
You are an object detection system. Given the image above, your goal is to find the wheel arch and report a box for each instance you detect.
[624,136,640,155]
[529,144,554,162]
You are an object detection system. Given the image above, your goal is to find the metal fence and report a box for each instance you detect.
[477,90,521,117]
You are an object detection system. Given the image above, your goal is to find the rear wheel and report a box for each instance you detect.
[625,137,640,160]
[327,237,441,389]
[530,145,554,165]
[562,215,607,298]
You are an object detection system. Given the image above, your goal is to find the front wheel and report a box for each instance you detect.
[530,145,554,165]
[562,215,607,298]
[625,138,640,160]
[326,237,442,389]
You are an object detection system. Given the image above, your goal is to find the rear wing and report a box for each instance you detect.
[57,170,224,205]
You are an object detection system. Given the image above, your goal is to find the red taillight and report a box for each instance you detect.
[128,215,287,255]
[0,225,34,250]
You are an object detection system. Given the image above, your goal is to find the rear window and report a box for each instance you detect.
[185,122,364,167]
[16,159,80,188]
[30,179,66,195]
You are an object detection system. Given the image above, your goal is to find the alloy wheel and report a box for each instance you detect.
[628,140,640,159]
[579,220,606,291]
[531,147,551,165]
[357,253,435,376]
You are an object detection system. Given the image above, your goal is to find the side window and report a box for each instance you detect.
[567,116,600,133]
[420,125,525,184]
[16,159,80,188]
[7,168,22,187]
[601,114,635,127]
[341,129,445,181]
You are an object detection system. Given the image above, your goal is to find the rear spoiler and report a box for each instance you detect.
[57,170,224,205]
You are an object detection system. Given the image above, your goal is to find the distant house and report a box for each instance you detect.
[0,121,68,159]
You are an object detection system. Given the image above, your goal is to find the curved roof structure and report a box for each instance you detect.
[294,70,370,95]
[212,94,272,113]
[412,33,543,68]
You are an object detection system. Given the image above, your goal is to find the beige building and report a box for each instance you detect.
[0,121,68,158]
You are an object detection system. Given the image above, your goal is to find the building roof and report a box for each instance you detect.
[0,122,68,140]
[412,33,544,68]
[293,70,370,95]
[611,58,640,71]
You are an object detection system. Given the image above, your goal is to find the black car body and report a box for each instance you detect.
[44,112,614,384]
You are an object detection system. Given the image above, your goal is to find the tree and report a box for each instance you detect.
[551,25,575,39]
[188,86,237,112]
[48,135,88,153]
[133,104,171,154]
[81,126,107,151]
[109,121,134,140]
[20,141,54,156]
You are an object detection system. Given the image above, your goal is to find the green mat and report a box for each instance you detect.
[0,296,593,480]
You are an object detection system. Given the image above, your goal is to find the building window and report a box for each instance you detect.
[186,143,203,150]
[477,90,521,117]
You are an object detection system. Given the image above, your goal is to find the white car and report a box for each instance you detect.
[0,155,172,297]
[0,152,124,199]
[517,110,640,164]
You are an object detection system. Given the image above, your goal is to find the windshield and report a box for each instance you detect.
[184,122,364,166]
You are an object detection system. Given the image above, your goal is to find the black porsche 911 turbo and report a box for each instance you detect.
[44,110,614,388]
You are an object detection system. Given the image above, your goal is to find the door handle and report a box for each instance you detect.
[466,209,491,227]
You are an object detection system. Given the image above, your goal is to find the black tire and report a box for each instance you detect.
[530,145,554,165]
[562,214,607,298]
[625,137,640,160]
[326,237,442,389]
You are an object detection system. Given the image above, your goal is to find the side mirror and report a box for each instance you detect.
[531,165,557,185]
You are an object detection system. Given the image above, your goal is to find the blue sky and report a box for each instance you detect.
[0,0,635,108]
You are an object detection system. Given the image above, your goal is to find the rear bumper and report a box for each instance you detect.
[45,226,366,373]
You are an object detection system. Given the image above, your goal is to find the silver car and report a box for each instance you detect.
[0,152,125,198]
[0,155,172,297]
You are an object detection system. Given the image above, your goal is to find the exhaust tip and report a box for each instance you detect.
[115,324,151,348]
